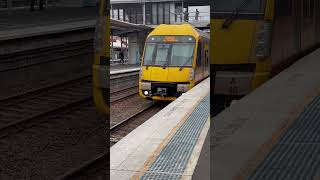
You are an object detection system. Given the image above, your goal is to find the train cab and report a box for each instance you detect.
[139,24,210,101]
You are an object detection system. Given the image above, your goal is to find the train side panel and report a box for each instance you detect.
[93,0,109,114]
[211,0,320,103]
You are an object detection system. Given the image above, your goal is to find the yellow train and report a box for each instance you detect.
[93,0,109,115]
[139,24,210,101]
[211,0,320,107]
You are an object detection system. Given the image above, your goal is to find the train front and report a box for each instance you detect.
[139,35,197,101]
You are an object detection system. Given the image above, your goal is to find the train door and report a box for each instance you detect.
[204,42,209,77]
[195,38,202,83]
[201,37,205,79]
[203,39,209,77]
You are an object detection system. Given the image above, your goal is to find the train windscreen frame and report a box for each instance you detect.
[144,35,196,68]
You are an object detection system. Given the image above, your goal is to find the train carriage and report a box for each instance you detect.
[139,24,210,101]
[211,0,320,107]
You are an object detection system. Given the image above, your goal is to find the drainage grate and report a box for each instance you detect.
[141,95,210,180]
[248,96,320,180]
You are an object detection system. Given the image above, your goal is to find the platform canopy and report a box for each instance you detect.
[110,0,210,6]
[111,19,153,36]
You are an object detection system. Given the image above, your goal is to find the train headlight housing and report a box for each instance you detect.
[141,82,151,90]
[189,69,195,80]
[177,84,189,92]
[256,21,272,59]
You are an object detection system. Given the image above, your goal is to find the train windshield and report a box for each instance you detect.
[213,0,265,13]
[144,35,195,67]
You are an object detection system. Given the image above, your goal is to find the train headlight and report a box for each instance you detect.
[189,69,195,80]
[141,82,151,90]
[143,91,149,95]
[256,21,272,59]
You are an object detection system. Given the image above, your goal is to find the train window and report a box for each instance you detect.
[196,42,201,67]
[275,0,292,16]
[170,44,194,66]
[154,44,170,66]
[143,44,156,65]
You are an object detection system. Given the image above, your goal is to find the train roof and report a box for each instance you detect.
[148,23,210,39]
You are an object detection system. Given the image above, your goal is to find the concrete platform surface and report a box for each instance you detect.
[111,78,210,180]
[110,64,140,75]
[212,48,320,180]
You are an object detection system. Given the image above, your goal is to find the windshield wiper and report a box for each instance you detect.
[222,0,253,29]
[179,57,193,71]
[162,60,168,69]
[163,46,172,69]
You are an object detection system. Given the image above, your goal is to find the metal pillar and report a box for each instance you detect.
[111,36,114,63]
[111,5,114,18]
[142,2,146,25]
[181,1,184,22]
[120,36,123,51]
[117,9,120,20]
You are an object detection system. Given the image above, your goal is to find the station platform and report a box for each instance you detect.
[211,48,320,179]
[110,64,140,75]
[110,78,210,179]
[0,7,96,41]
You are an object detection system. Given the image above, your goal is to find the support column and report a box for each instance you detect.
[117,9,120,20]
[127,31,148,64]
[127,33,138,64]
[111,36,114,63]
[111,5,114,19]
[181,1,184,22]
[170,2,175,24]
[142,2,146,25]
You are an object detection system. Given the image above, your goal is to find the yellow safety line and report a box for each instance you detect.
[234,87,320,180]
[131,92,210,180]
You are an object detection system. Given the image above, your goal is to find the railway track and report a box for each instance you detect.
[109,69,163,145]
[0,99,106,179]
[0,76,92,138]
[110,71,139,94]
[110,70,139,103]
[110,86,138,103]
[58,152,108,180]
[0,40,93,73]
[110,102,166,146]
